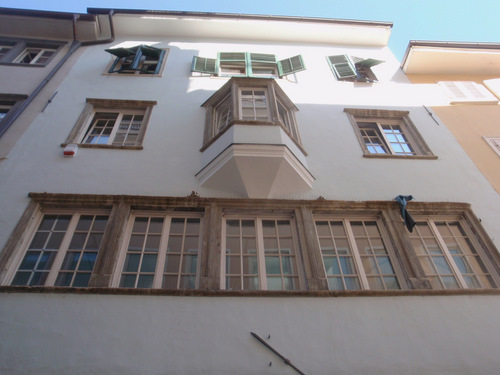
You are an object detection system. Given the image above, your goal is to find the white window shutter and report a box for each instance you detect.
[439,81,498,104]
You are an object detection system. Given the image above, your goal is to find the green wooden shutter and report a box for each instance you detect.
[277,55,305,77]
[250,53,276,64]
[191,56,218,74]
[327,55,357,80]
[218,52,247,75]
[106,46,138,73]
[353,57,384,68]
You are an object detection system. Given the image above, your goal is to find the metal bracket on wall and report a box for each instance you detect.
[250,332,307,375]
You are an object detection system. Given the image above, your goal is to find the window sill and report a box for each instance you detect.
[0,62,48,68]
[363,153,438,160]
[2,285,499,297]
[102,72,162,77]
[60,143,143,150]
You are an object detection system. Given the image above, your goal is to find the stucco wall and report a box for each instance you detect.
[1,38,500,249]
[1,292,499,375]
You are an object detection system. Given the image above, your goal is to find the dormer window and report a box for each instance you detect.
[192,52,305,78]
[327,54,383,82]
[106,45,167,75]
[201,78,301,149]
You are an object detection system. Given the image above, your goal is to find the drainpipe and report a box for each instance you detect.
[0,10,115,138]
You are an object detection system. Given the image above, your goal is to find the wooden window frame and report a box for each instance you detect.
[112,211,204,290]
[201,77,302,152]
[0,93,28,137]
[105,45,168,76]
[314,214,407,291]
[0,38,63,67]
[2,209,110,287]
[221,213,303,291]
[62,98,157,150]
[344,108,436,159]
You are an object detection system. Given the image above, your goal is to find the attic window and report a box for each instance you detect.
[191,52,305,78]
[438,81,498,104]
[106,45,167,75]
[327,54,383,82]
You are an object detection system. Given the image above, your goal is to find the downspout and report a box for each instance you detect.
[0,10,115,138]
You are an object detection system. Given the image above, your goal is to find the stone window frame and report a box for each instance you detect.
[344,108,437,159]
[1,194,499,295]
[201,77,302,152]
[62,98,157,150]
[484,136,500,158]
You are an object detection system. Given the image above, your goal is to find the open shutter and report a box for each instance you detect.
[250,53,276,64]
[327,55,357,80]
[277,55,305,77]
[191,56,218,74]
[354,58,384,68]
[106,46,139,73]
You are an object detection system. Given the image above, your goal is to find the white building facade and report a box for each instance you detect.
[1,8,500,375]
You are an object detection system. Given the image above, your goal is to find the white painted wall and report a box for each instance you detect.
[1,36,499,248]
[1,293,499,375]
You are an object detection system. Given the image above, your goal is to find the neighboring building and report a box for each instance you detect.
[0,8,113,160]
[402,41,500,195]
[1,8,500,375]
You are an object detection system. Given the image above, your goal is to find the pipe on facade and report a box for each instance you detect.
[0,10,115,138]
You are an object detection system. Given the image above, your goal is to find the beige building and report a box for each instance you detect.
[402,41,500,194]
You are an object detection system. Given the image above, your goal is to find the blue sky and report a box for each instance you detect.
[1,0,499,61]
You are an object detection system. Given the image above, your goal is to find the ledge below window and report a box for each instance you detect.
[2,286,500,298]
[363,153,438,160]
[60,143,143,150]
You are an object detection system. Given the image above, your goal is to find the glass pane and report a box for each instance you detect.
[29,232,49,249]
[227,276,242,290]
[242,238,256,254]
[361,257,378,274]
[282,257,294,275]
[167,236,182,253]
[243,277,258,290]
[182,255,197,273]
[149,218,164,233]
[137,275,154,288]
[335,239,350,255]
[180,275,195,289]
[262,220,276,236]
[277,221,291,236]
[36,252,56,270]
[226,220,240,236]
[19,251,39,270]
[145,235,161,252]
[124,254,141,272]
[227,256,241,274]
[241,220,255,236]
[243,256,258,274]
[377,256,395,274]
[46,232,65,249]
[164,254,180,273]
[140,254,157,272]
[120,274,136,288]
[183,237,199,253]
[76,216,93,231]
[323,257,341,275]
[441,276,459,289]
[267,277,282,290]
[355,238,371,255]
[331,222,346,237]
[320,238,335,254]
[315,221,330,236]
[367,276,384,290]
[225,237,240,254]
[265,256,281,275]
[383,276,400,290]
[344,277,361,290]
[73,273,91,287]
[55,273,73,287]
[433,256,453,274]
[128,235,145,251]
[264,238,278,254]
[162,275,178,289]
[339,257,355,275]
[78,252,97,271]
[185,218,200,234]
[327,277,344,290]
[85,234,103,250]
[132,217,148,233]
[169,218,185,234]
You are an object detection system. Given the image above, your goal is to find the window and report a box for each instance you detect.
[222,217,300,291]
[409,218,496,289]
[9,212,109,287]
[106,45,167,75]
[201,77,301,148]
[192,52,305,78]
[63,99,156,149]
[115,213,203,289]
[315,217,401,290]
[0,39,61,66]
[484,136,500,157]
[439,81,498,104]
[344,108,436,159]
[0,94,28,137]
[327,55,383,82]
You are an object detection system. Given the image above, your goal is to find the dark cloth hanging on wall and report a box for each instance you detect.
[395,195,416,232]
